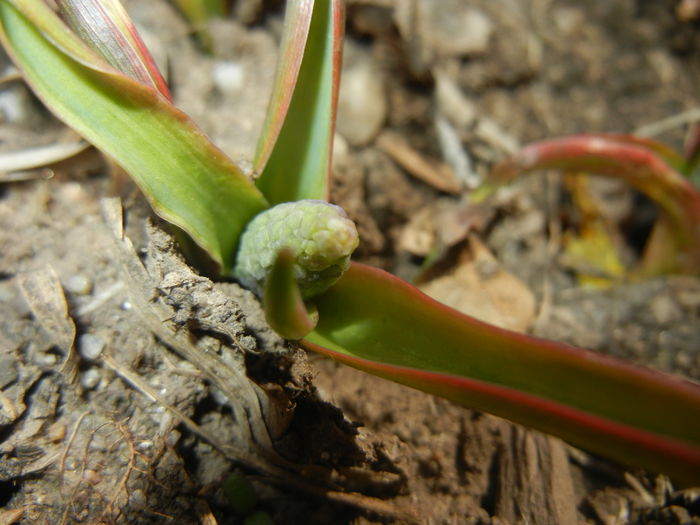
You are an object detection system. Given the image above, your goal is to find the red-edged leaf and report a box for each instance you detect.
[254,0,344,203]
[303,262,700,484]
[253,0,313,174]
[57,0,171,99]
[486,134,700,274]
[0,0,268,270]
[587,133,687,171]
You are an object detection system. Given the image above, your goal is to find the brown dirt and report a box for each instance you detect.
[1,0,699,524]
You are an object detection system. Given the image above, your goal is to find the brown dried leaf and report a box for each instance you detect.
[398,205,436,256]
[419,236,536,332]
[400,198,492,258]
[377,131,462,194]
[16,267,78,383]
[0,507,24,525]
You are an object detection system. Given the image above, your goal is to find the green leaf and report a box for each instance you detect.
[304,263,700,484]
[254,0,344,203]
[222,473,258,515]
[170,0,226,54]
[0,0,268,270]
[253,0,313,176]
[263,249,317,340]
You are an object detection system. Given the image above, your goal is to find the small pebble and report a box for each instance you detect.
[337,47,387,146]
[239,335,257,352]
[213,60,245,93]
[435,115,476,188]
[435,73,477,130]
[423,2,493,57]
[675,351,691,369]
[649,294,683,325]
[83,469,102,485]
[136,441,153,452]
[210,386,229,406]
[80,368,101,390]
[47,421,66,443]
[0,85,36,123]
[63,274,93,295]
[130,489,147,507]
[35,352,58,367]
[78,333,105,360]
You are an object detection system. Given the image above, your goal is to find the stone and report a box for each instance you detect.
[337,44,387,146]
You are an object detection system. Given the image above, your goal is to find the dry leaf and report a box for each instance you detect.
[399,199,491,257]
[420,236,536,332]
[16,267,78,383]
[377,131,462,194]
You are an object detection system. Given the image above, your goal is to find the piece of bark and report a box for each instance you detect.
[493,425,579,525]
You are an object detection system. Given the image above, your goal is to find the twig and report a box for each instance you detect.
[58,411,89,487]
[102,354,233,458]
[634,108,700,137]
[59,414,110,525]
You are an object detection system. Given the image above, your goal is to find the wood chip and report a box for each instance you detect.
[493,426,578,525]
[0,507,24,525]
[377,131,462,194]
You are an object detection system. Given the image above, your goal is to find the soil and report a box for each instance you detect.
[1,0,700,524]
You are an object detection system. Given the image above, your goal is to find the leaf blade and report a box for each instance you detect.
[254,0,344,203]
[0,0,268,269]
[482,134,700,274]
[303,263,700,484]
[253,0,313,174]
[57,0,171,99]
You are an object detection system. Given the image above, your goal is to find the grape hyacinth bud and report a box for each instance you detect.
[233,200,359,299]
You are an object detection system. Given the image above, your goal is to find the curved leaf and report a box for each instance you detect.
[591,133,687,172]
[263,249,318,340]
[0,0,268,269]
[57,0,171,99]
[303,263,700,484]
[253,0,312,175]
[482,134,700,274]
[255,0,344,203]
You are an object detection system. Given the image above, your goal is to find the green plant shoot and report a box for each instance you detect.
[2,0,699,485]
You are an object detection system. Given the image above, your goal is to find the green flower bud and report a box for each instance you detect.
[233,200,359,299]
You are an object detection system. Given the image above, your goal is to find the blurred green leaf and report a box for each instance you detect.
[304,263,700,484]
[222,473,258,515]
[255,0,344,203]
[243,510,274,525]
[0,0,268,270]
[170,0,227,53]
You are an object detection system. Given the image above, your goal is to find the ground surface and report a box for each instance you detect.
[1,0,699,524]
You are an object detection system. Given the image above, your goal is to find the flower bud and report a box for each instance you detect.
[233,200,359,298]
